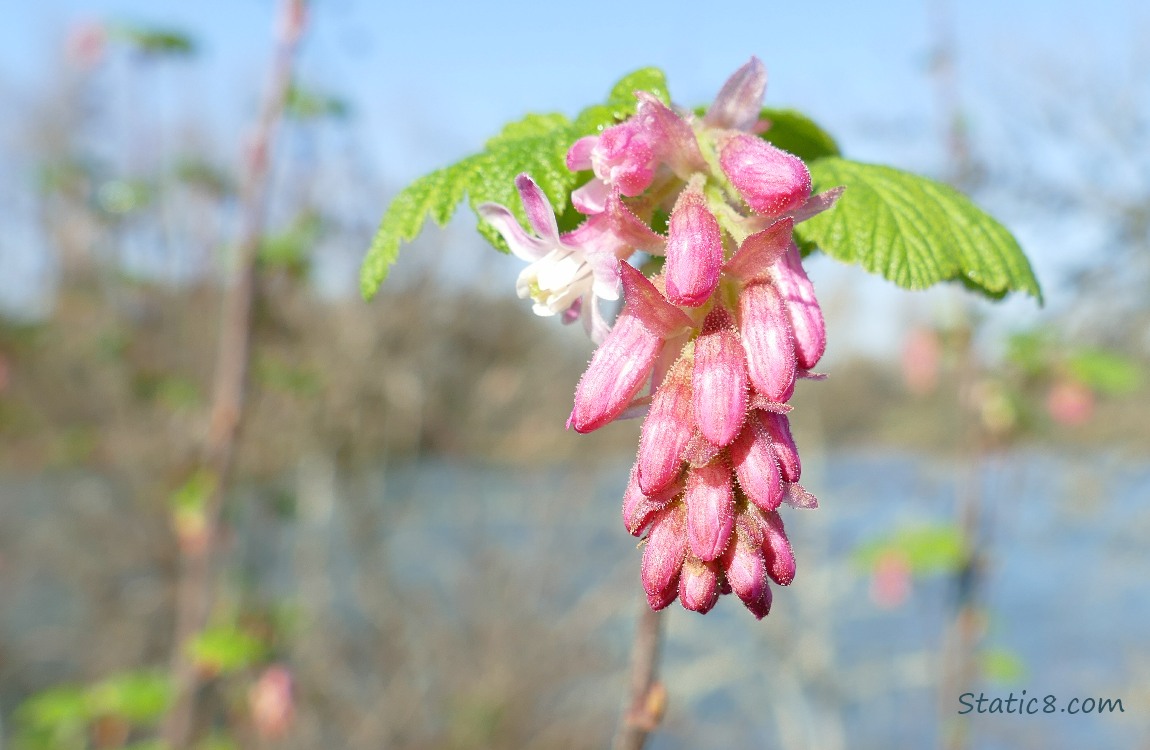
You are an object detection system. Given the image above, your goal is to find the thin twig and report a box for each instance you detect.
[160,2,306,747]
[612,601,667,750]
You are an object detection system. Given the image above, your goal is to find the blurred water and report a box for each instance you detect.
[2,450,1148,749]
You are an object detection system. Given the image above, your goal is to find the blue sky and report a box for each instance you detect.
[7,0,1136,179]
[2,0,1143,353]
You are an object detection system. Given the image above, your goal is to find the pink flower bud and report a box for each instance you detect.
[595,118,656,196]
[759,510,796,586]
[761,411,800,482]
[622,464,682,536]
[704,56,768,133]
[772,242,826,369]
[729,415,783,512]
[738,282,796,402]
[665,183,723,307]
[589,93,704,196]
[692,306,748,447]
[721,523,771,619]
[638,350,696,494]
[720,133,811,217]
[684,460,736,562]
[679,557,720,614]
[642,504,688,610]
[742,583,773,620]
[570,264,691,433]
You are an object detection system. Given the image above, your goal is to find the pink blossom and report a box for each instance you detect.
[664,180,724,307]
[479,174,662,342]
[720,133,812,218]
[526,58,839,618]
[1046,379,1095,426]
[685,459,736,562]
[738,281,797,403]
[703,57,768,133]
[637,351,696,494]
[568,93,705,207]
[248,665,295,740]
[692,306,749,447]
[772,242,826,369]
[569,264,692,433]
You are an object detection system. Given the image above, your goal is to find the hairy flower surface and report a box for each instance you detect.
[484,57,839,618]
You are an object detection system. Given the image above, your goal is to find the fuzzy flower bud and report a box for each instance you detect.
[501,57,840,620]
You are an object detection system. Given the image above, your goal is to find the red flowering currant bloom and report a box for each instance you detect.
[484,57,838,618]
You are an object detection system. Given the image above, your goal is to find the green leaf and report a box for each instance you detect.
[982,648,1027,684]
[484,112,570,147]
[796,158,1042,302]
[854,524,965,575]
[110,24,197,57]
[15,685,90,731]
[259,212,323,275]
[194,735,241,750]
[97,179,154,215]
[284,83,350,121]
[87,671,171,724]
[188,626,267,675]
[256,354,323,395]
[1067,349,1143,394]
[360,159,474,298]
[169,469,216,514]
[759,108,841,162]
[607,67,670,109]
[1005,330,1052,377]
[360,67,669,299]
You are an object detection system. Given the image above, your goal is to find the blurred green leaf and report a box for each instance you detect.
[1066,349,1142,395]
[256,355,322,396]
[170,469,217,514]
[259,213,322,276]
[97,179,154,215]
[854,523,965,575]
[982,648,1027,684]
[54,426,98,466]
[194,734,240,750]
[123,742,171,750]
[285,83,350,121]
[174,157,233,196]
[1005,330,1051,378]
[134,372,201,410]
[110,24,197,57]
[14,685,89,740]
[188,625,267,674]
[37,158,95,196]
[87,671,171,724]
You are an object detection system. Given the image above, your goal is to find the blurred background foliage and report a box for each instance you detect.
[1,5,1148,750]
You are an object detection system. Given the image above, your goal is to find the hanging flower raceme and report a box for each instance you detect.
[482,57,839,619]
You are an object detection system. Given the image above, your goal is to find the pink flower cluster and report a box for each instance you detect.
[481,58,839,619]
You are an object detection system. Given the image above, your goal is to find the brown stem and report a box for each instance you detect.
[938,322,987,750]
[160,3,306,747]
[612,601,667,750]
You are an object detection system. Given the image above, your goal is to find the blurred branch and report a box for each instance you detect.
[612,603,666,750]
[161,1,307,747]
